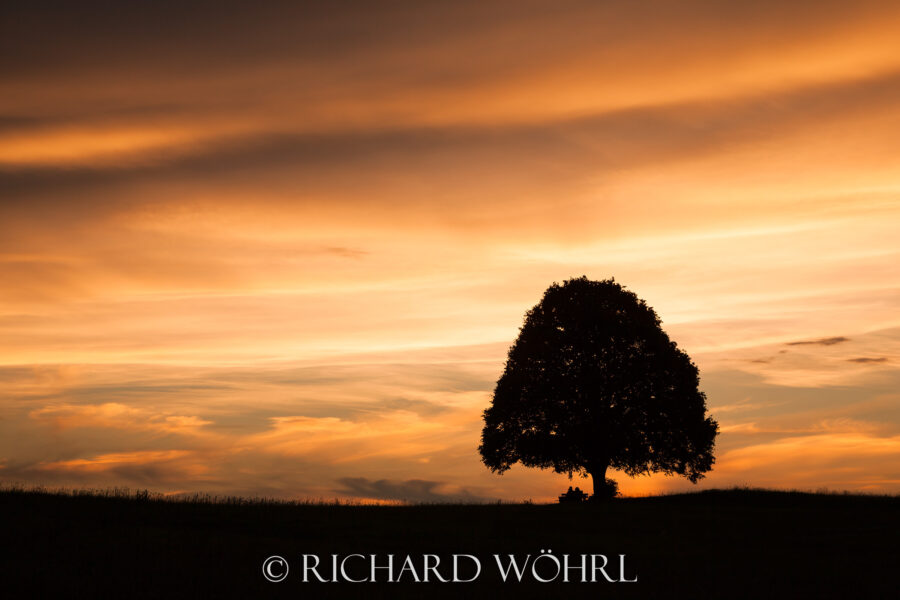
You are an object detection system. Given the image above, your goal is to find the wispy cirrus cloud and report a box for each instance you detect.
[786,336,850,346]
[29,403,213,435]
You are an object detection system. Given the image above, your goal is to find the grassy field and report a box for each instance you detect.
[1,486,897,599]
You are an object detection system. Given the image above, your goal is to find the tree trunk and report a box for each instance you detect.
[590,460,609,500]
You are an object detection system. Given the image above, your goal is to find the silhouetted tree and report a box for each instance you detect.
[479,277,718,499]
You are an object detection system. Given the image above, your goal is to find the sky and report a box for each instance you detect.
[1,0,899,502]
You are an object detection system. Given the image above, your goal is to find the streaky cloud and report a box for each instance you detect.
[786,336,850,346]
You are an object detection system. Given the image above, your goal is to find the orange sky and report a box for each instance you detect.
[1,0,899,501]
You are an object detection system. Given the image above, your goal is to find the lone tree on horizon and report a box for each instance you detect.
[479,277,718,499]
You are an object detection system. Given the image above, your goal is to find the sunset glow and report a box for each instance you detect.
[2,0,899,502]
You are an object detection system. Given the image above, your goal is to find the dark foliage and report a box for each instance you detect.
[593,477,619,500]
[479,277,718,496]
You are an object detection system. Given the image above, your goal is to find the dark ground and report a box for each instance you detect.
[1,487,897,599]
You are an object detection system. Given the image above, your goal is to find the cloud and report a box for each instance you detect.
[6,1,900,136]
[29,403,212,436]
[847,357,888,364]
[709,399,771,414]
[0,449,218,487]
[718,422,762,434]
[323,247,368,259]
[240,413,464,465]
[37,450,194,473]
[712,432,900,492]
[7,67,900,206]
[785,336,850,346]
[334,477,495,503]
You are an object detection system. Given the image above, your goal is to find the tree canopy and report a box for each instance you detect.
[479,277,718,498]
